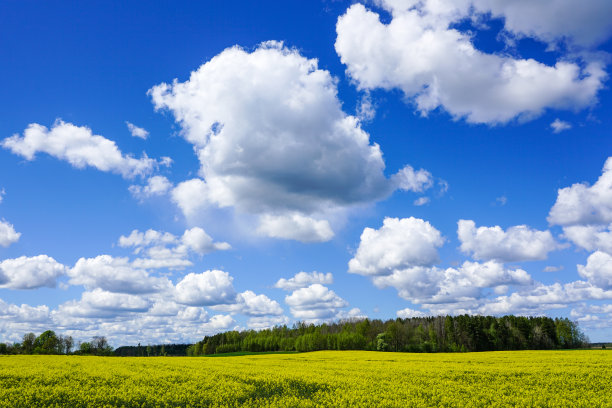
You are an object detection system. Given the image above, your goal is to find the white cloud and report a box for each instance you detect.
[397,308,426,318]
[274,271,334,291]
[118,227,230,270]
[474,280,612,316]
[118,228,177,248]
[1,292,236,345]
[569,306,612,331]
[202,314,235,332]
[176,306,209,322]
[551,119,572,133]
[335,3,606,124]
[174,270,237,306]
[129,175,173,199]
[392,166,433,193]
[413,197,430,206]
[257,214,334,243]
[457,220,559,262]
[182,227,231,253]
[373,1,612,49]
[336,307,367,321]
[578,251,612,290]
[150,41,433,240]
[247,315,291,330]
[549,157,612,226]
[148,299,181,317]
[0,189,4,204]
[0,219,20,247]
[372,261,531,304]
[0,299,51,323]
[468,0,612,48]
[126,121,149,139]
[212,290,283,316]
[2,120,161,179]
[285,284,348,321]
[544,265,564,273]
[0,255,66,289]
[68,255,173,294]
[563,224,612,255]
[238,291,283,316]
[170,179,209,218]
[348,217,444,276]
[56,289,151,318]
[356,91,376,122]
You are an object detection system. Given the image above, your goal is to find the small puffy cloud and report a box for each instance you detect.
[578,251,612,290]
[0,255,66,289]
[274,271,334,291]
[285,284,348,321]
[0,219,20,247]
[496,196,508,206]
[238,291,283,316]
[247,315,291,330]
[392,166,433,193]
[212,290,283,316]
[68,255,173,294]
[457,220,559,262]
[335,3,606,125]
[549,157,612,226]
[118,227,230,270]
[150,42,433,240]
[2,120,161,179]
[118,228,176,248]
[551,119,572,133]
[0,188,4,204]
[563,224,612,255]
[413,197,430,206]
[544,265,564,273]
[397,308,426,318]
[336,307,367,321]
[257,214,334,243]
[129,176,173,199]
[348,217,444,276]
[202,314,235,332]
[182,227,231,253]
[174,270,237,306]
[126,121,149,139]
[356,91,376,122]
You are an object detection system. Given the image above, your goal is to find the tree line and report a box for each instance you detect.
[187,315,588,355]
[0,315,589,357]
[114,344,191,357]
[0,330,112,356]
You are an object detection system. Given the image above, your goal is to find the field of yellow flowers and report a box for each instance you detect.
[0,350,610,407]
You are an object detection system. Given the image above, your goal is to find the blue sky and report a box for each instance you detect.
[1,0,612,345]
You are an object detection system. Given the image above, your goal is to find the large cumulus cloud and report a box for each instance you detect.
[149,41,433,242]
[335,1,608,124]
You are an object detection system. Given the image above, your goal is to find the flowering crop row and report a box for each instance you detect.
[0,350,610,407]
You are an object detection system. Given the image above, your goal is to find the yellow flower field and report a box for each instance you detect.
[0,350,610,407]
